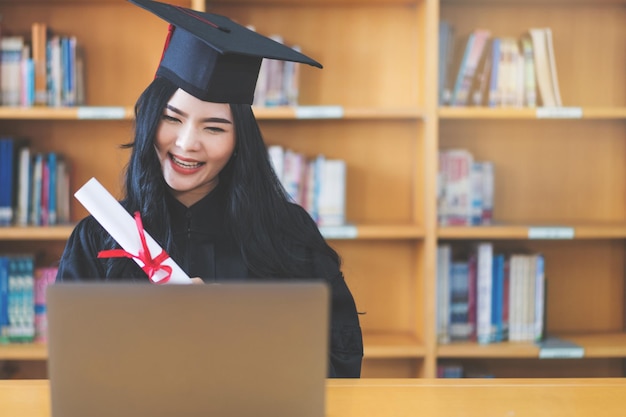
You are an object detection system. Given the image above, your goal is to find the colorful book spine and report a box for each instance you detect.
[34,267,58,343]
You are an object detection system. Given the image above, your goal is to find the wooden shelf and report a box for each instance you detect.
[0,106,423,121]
[0,226,75,241]
[438,223,626,240]
[0,333,425,361]
[437,332,626,359]
[438,341,539,358]
[363,332,426,359]
[439,107,626,120]
[0,224,424,241]
[0,343,47,361]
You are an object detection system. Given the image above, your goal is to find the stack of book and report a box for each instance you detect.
[251,31,303,108]
[437,242,546,345]
[438,149,494,226]
[439,22,561,108]
[268,144,347,227]
[0,22,84,107]
[0,255,57,344]
[0,137,71,227]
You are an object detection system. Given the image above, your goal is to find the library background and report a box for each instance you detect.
[0,0,625,379]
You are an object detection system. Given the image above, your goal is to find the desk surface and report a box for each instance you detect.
[2,378,626,416]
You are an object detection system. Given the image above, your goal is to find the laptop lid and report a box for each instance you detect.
[46,282,329,417]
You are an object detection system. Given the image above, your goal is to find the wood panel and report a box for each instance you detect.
[209,3,421,107]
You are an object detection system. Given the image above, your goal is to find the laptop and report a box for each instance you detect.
[46,282,329,417]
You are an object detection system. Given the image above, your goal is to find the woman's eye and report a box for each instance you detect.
[205,126,226,133]
[161,114,180,123]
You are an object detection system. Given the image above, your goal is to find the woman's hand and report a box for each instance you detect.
[190,277,204,284]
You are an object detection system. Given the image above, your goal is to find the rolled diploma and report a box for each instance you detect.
[74,177,191,284]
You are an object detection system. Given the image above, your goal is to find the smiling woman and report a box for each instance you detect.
[155,91,236,207]
[55,0,363,378]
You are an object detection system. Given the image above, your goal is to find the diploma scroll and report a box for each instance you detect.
[74,177,191,284]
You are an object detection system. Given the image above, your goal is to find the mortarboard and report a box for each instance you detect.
[129,0,322,104]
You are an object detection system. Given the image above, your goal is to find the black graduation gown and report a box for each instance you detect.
[57,186,363,378]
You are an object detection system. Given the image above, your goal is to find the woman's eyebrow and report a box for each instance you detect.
[201,117,232,124]
[165,104,232,124]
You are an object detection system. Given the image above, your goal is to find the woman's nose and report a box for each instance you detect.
[175,126,200,151]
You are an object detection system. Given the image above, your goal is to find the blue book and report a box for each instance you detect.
[0,256,9,343]
[0,138,15,225]
[47,152,58,225]
[451,33,475,106]
[491,254,505,342]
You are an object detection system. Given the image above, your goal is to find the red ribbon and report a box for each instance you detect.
[98,211,173,284]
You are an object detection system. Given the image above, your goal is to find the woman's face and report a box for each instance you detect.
[155,88,236,206]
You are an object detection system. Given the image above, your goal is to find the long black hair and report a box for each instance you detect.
[112,76,340,278]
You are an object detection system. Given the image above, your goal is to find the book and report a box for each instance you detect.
[470,38,493,106]
[544,28,562,106]
[7,255,35,343]
[440,149,473,225]
[47,152,58,225]
[0,138,15,225]
[533,254,546,341]
[438,20,456,105]
[31,22,48,106]
[528,28,559,107]
[436,244,452,344]
[450,261,472,341]
[466,252,478,341]
[316,158,347,227]
[487,37,501,107]
[451,29,491,106]
[537,336,584,359]
[0,256,9,343]
[475,242,493,344]
[0,36,24,106]
[268,144,285,183]
[15,145,31,226]
[34,266,58,343]
[30,153,44,226]
[56,156,71,224]
[491,254,505,342]
[519,35,537,107]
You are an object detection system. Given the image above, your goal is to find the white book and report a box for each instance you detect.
[544,28,562,107]
[267,145,285,183]
[476,242,493,344]
[529,28,558,107]
[436,244,452,344]
[442,149,474,225]
[0,36,24,106]
[533,254,545,341]
[507,255,519,341]
[282,149,305,204]
[15,146,31,226]
[316,159,346,227]
[523,255,536,342]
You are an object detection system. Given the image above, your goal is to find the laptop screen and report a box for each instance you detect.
[46,282,329,417]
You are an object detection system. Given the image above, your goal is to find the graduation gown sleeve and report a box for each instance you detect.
[312,244,364,378]
[56,216,110,281]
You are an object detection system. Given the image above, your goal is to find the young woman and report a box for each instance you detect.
[56,0,363,377]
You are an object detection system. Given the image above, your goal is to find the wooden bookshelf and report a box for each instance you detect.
[0,0,625,380]
[437,0,626,378]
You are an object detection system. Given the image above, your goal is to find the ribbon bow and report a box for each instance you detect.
[98,211,172,284]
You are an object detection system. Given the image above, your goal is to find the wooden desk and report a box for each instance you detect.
[2,378,625,416]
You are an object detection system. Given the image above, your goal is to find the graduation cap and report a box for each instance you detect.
[129,0,322,104]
